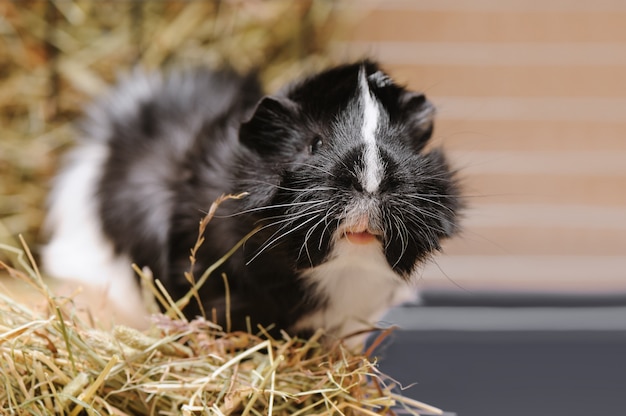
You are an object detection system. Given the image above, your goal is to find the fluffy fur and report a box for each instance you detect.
[43,61,462,342]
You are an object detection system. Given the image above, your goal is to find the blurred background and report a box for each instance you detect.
[1,1,625,415]
[339,0,626,303]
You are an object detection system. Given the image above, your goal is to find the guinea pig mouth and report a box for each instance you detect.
[337,223,383,245]
[336,207,383,244]
[344,230,379,244]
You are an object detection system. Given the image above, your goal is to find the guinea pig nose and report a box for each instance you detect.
[351,176,365,193]
[335,168,366,193]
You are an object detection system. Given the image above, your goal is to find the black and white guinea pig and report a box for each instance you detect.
[43,60,462,342]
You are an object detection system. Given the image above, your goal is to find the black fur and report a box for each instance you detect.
[89,61,462,336]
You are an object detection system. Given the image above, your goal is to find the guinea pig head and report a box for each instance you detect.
[238,61,462,280]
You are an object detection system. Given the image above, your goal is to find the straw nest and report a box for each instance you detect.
[0,264,438,416]
[0,196,442,415]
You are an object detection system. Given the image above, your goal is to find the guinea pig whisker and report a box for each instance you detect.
[318,210,339,251]
[401,218,412,260]
[397,198,457,226]
[253,207,325,248]
[281,185,338,193]
[247,213,322,265]
[380,209,393,251]
[220,199,327,218]
[396,199,443,224]
[399,194,457,215]
[247,209,325,247]
[390,213,409,270]
[263,199,328,216]
[397,213,410,248]
[303,215,326,246]
[299,227,314,265]
[299,214,329,266]
[402,207,442,239]
[285,162,336,177]
[393,203,442,244]
[246,221,300,265]
[402,192,461,199]
[410,215,445,250]
[255,208,326,230]
[396,209,409,240]
[243,179,337,193]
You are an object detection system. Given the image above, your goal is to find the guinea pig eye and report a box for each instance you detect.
[309,136,324,154]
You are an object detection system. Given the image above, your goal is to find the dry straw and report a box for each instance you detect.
[0,195,443,415]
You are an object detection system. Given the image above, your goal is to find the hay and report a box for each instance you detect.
[0,248,443,415]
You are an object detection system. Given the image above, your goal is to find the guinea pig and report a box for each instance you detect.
[43,60,462,343]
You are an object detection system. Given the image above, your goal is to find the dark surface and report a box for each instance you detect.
[420,289,626,307]
[373,305,626,416]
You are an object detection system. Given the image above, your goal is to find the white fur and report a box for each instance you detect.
[359,69,384,194]
[293,239,415,345]
[42,142,148,328]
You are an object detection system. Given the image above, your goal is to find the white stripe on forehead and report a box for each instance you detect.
[359,68,384,193]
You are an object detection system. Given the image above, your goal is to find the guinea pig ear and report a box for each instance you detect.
[239,96,299,155]
[400,92,435,152]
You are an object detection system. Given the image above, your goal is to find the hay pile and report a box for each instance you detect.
[0,238,442,415]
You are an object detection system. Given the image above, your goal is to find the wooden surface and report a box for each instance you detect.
[337,0,626,294]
